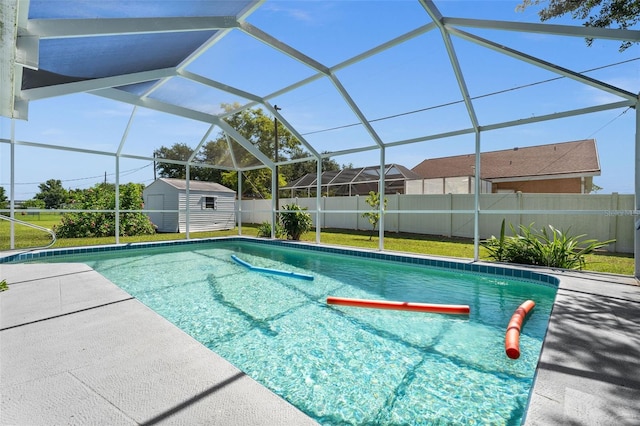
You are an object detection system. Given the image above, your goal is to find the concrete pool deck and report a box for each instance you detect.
[1,259,639,425]
[0,263,316,426]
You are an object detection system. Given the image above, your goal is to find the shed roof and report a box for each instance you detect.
[157,178,235,193]
[411,139,600,181]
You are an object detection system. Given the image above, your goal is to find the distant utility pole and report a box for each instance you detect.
[274,105,282,218]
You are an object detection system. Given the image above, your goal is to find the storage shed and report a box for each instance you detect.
[143,178,236,233]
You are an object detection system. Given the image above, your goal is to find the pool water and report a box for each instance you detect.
[36,241,556,425]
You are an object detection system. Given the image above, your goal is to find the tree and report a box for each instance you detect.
[221,169,285,200]
[154,143,194,179]
[55,183,156,238]
[35,179,68,209]
[284,147,341,182]
[155,104,327,199]
[215,104,301,198]
[590,182,603,193]
[0,186,7,210]
[21,199,46,209]
[153,143,223,182]
[362,191,387,240]
[517,0,640,51]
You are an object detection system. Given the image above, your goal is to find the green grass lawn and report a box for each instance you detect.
[1,215,634,276]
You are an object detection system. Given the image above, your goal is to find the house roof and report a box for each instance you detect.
[157,178,235,193]
[411,139,600,181]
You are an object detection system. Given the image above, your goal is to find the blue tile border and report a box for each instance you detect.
[1,236,559,288]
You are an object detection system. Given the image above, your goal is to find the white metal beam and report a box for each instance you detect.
[449,27,638,102]
[218,23,440,122]
[26,16,239,39]
[479,101,636,132]
[141,22,237,99]
[331,23,437,73]
[238,21,331,75]
[187,124,216,163]
[383,101,633,149]
[420,0,480,130]
[178,69,264,103]
[329,74,385,147]
[442,17,640,43]
[116,106,137,156]
[264,103,320,157]
[320,143,382,159]
[15,34,38,70]
[95,87,218,123]
[21,67,177,100]
[0,137,238,171]
[213,117,274,167]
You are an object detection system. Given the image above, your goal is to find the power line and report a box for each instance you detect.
[300,57,639,137]
[0,163,153,186]
[586,107,631,139]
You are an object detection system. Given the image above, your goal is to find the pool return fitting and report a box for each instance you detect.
[231,255,314,281]
[505,300,535,359]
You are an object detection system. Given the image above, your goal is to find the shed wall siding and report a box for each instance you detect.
[178,191,236,232]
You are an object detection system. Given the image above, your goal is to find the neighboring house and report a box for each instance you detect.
[283,164,422,197]
[143,178,236,233]
[410,139,601,194]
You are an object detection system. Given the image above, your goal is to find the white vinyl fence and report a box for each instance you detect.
[240,193,634,253]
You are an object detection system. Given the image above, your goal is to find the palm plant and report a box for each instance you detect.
[482,219,615,270]
[279,204,313,240]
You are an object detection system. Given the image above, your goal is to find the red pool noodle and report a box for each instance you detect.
[505,300,536,359]
[326,296,470,315]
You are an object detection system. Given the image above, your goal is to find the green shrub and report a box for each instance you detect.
[482,219,615,270]
[280,204,313,240]
[55,183,156,238]
[0,279,8,292]
[256,220,285,238]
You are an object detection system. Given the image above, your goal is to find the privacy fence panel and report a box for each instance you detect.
[395,194,454,236]
[240,193,633,253]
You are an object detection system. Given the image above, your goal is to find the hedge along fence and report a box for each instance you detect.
[239,193,634,253]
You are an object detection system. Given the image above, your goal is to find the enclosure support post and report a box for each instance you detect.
[379,147,385,251]
[185,166,190,239]
[114,106,135,245]
[274,105,281,225]
[271,165,277,239]
[9,119,15,249]
[115,156,120,244]
[473,130,481,261]
[635,101,640,279]
[316,156,322,244]
[238,171,242,236]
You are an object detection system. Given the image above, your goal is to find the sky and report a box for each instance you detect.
[1,0,639,200]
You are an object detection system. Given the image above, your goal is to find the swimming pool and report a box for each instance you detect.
[15,238,558,425]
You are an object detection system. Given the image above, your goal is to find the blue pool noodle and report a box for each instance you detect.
[231,255,314,281]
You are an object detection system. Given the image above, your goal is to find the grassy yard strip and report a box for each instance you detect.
[1,218,633,276]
